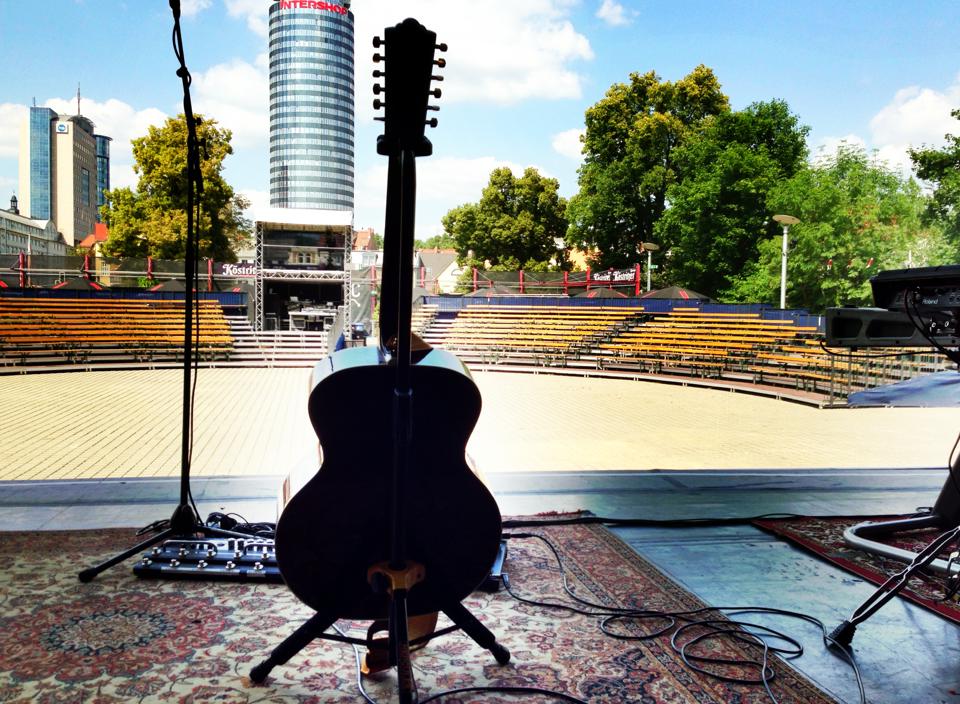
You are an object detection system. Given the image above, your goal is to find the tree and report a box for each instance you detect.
[730,145,953,311]
[442,167,568,271]
[566,65,729,268]
[102,114,251,261]
[416,233,455,250]
[909,108,960,243]
[654,100,809,297]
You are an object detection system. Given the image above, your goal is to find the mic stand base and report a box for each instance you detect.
[77,503,253,583]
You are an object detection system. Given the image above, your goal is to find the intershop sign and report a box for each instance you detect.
[275,0,348,14]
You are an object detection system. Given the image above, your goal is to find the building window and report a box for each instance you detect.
[80,167,92,207]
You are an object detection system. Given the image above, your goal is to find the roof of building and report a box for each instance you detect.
[418,250,458,274]
[254,207,353,230]
[0,207,56,233]
[77,223,109,249]
[353,228,375,250]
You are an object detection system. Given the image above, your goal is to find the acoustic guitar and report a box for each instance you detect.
[274,19,502,624]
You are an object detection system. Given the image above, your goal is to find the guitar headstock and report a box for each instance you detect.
[373,18,446,157]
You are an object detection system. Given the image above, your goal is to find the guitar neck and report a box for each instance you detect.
[378,150,417,359]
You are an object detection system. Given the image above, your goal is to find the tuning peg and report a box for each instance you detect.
[436,42,448,52]
[374,116,385,122]
[373,53,383,63]
[427,118,438,128]
[426,105,439,112]
[373,69,384,78]
[431,88,442,98]
[373,36,383,48]
[373,84,383,95]
[373,99,384,110]
[434,57,446,68]
[431,74,444,82]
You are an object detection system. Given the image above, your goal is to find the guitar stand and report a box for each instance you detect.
[249,560,510,703]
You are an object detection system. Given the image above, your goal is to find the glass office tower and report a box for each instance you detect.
[95,134,111,221]
[26,107,57,220]
[268,1,355,211]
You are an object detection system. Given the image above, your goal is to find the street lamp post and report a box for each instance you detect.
[772,214,799,309]
[641,242,659,292]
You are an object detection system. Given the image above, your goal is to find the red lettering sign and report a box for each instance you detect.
[277,0,348,13]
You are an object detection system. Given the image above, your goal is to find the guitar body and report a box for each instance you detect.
[275,345,502,618]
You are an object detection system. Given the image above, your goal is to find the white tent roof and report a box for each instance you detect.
[254,207,353,230]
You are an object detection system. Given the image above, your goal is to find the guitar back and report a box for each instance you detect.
[275,346,502,618]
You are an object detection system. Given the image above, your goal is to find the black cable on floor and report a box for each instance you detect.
[501,532,866,704]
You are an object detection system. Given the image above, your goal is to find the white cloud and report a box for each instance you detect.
[596,0,631,27]
[869,81,960,148]
[191,56,270,148]
[0,103,27,160]
[810,134,867,163]
[354,155,530,237]
[866,78,960,175]
[224,0,271,37]
[813,77,960,177]
[42,97,169,190]
[552,128,585,160]
[238,187,270,220]
[352,0,593,114]
[181,0,213,18]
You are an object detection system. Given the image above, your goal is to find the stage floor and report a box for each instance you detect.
[1,368,958,481]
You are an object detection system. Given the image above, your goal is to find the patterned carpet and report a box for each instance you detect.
[0,522,836,703]
[755,515,960,625]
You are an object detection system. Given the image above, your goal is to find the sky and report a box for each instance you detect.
[1,0,958,244]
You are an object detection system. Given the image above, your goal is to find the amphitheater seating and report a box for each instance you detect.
[419,304,951,404]
[412,303,438,336]
[0,298,233,371]
[426,304,644,366]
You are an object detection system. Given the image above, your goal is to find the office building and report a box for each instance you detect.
[18,105,109,246]
[95,134,111,222]
[268,0,355,210]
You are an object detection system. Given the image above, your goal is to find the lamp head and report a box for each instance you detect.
[773,214,800,226]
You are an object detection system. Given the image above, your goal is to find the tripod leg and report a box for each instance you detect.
[78,528,174,582]
[442,601,510,665]
[250,609,338,684]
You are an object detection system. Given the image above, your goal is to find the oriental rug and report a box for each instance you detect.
[754,515,960,625]
[0,521,836,703]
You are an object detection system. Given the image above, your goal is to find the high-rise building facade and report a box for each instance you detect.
[18,106,107,246]
[19,107,57,221]
[268,0,355,211]
[95,134,111,222]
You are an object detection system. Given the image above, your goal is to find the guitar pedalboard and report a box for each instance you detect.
[133,538,283,582]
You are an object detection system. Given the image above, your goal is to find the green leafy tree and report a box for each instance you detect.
[909,108,960,242]
[566,65,729,268]
[730,145,953,310]
[442,167,568,271]
[416,233,456,249]
[654,100,809,297]
[102,114,251,261]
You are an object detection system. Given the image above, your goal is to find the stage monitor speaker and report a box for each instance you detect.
[825,306,960,348]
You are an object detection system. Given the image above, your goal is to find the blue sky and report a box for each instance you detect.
[1,0,958,241]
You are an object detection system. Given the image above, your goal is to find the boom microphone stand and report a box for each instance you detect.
[78,0,248,582]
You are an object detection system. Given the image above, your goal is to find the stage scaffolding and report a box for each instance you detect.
[252,208,353,333]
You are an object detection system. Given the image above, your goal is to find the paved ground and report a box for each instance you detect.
[1,368,958,481]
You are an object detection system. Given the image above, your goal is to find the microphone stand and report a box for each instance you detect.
[78,0,248,582]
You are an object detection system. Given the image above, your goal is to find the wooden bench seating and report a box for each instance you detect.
[0,297,235,371]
